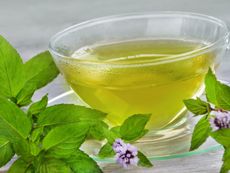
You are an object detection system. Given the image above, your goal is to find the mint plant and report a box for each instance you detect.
[184,69,230,173]
[0,35,152,172]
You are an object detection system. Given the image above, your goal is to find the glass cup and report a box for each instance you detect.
[49,12,229,156]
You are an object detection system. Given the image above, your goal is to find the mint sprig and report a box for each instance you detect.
[184,68,230,173]
[0,35,153,172]
[97,114,153,167]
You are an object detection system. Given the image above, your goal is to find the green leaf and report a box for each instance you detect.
[205,69,230,110]
[29,141,41,156]
[8,158,29,173]
[106,126,121,144]
[0,96,32,140]
[120,114,151,141]
[205,68,218,105]
[0,137,14,167]
[31,127,44,142]
[184,98,210,115]
[28,94,48,115]
[66,150,102,173]
[13,139,31,159]
[16,51,59,106]
[37,104,106,127]
[23,51,59,87]
[16,83,37,106]
[210,129,230,148]
[216,82,230,110]
[42,122,89,150]
[89,121,109,140]
[137,151,153,167]
[110,126,121,137]
[190,116,211,151]
[37,158,72,173]
[0,35,24,98]
[98,142,115,158]
[220,148,230,173]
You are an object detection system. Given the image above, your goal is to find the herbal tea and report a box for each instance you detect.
[57,39,215,129]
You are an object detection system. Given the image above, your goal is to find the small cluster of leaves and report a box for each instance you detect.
[0,35,153,172]
[97,114,153,167]
[184,69,230,173]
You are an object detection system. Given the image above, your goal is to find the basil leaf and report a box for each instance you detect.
[0,97,32,140]
[37,158,72,173]
[205,68,218,105]
[46,147,75,159]
[205,69,230,110]
[98,142,115,158]
[220,148,230,173]
[106,126,121,144]
[16,83,37,106]
[184,98,210,115]
[0,35,24,98]
[0,137,14,167]
[66,150,102,173]
[216,82,230,110]
[120,114,150,141]
[210,129,230,148]
[16,51,59,106]
[8,158,29,173]
[31,127,44,142]
[137,151,153,167]
[23,51,58,85]
[13,139,31,159]
[28,94,48,115]
[37,104,106,127]
[110,126,121,137]
[42,122,89,150]
[89,121,109,140]
[190,116,211,151]
[29,142,41,156]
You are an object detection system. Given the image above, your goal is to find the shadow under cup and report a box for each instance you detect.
[49,12,229,156]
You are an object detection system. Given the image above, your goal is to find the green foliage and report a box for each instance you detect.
[205,69,230,110]
[0,35,24,98]
[37,104,106,127]
[66,150,103,173]
[37,159,72,173]
[186,68,230,173]
[8,158,30,173]
[0,137,14,167]
[0,96,31,140]
[42,122,89,150]
[0,35,153,172]
[137,151,153,167]
[98,142,115,158]
[28,94,48,116]
[190,116,211,151]
[220,148,230,173]
[120,114,150,141]
[184,98,211,115]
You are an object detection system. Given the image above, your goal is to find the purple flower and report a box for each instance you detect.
[113,139,139,168]
[113,138,125,153]
[210,111,230,131]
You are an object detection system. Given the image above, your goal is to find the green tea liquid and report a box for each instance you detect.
[58,39,215,129]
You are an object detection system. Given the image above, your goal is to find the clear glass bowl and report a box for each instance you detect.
[49,12,229,157]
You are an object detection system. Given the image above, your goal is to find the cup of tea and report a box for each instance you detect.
[49,12,229,156]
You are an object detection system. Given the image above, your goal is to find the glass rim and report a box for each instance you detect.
[49,11,229,67]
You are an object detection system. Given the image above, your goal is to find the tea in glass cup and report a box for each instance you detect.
[49,12,229,156]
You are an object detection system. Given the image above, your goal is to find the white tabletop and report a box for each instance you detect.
[0,0,230,172]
